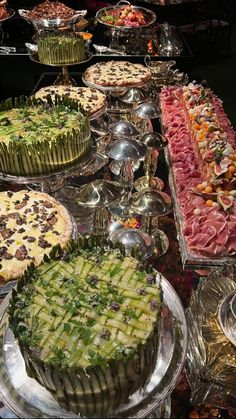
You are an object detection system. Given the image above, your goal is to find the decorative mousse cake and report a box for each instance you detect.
[35,86,107,117]
[0,190,73,283]
[9,239,162,416]
[35,32,86,65]
[0,96,91,176]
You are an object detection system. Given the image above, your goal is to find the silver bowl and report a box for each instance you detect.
[108,121,140,137]
[109,228,154,259]
[106,138,147,161]
[133,101,161,119]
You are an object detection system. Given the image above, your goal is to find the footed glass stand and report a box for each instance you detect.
[0,144,96,194]
[30,51,93,86]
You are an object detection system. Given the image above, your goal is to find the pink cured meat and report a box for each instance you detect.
[160,85,236,258]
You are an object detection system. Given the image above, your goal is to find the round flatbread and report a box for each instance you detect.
[35,86,107,116]
[83,61,152,87]
[0,190,73,282]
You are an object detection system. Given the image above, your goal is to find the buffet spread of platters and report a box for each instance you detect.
[0,0,235,417]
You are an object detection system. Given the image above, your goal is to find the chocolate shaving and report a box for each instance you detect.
[15,201,27,210]
[15,245,28,261]
[1,228,14,239]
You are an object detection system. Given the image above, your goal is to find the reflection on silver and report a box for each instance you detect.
[18,9,87,31]
[110,228,154,259]
[218,291,236,347]
[108,121,140,138]
[131,190,173,217]
[119,88,151,105]
[76,179,122,207]
[0,273,187,418]
[110,159,141,175]
[141,132,168,150]
[106,138,147,161]
[90,113,111,136]
[133,101,161,119]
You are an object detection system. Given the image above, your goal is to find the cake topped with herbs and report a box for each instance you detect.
[0,96,90,176]
[9,240,162,416]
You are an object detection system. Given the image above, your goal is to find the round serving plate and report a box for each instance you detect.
[0,8,15,23]
[29,51,93,67]
[18,9,87,31]
[82,75,150,95]
[0,273,187,418]
[96,1,156,30]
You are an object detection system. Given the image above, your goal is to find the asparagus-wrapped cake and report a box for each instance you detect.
[9,240,162,416]
[0,96,91,176]
[35,32,86,65]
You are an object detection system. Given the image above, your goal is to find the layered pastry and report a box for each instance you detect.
[35,86,107,117]
[83,61,152,87]
[9,240,162,416]
[0,190,73,283]
[161,84,236,257]
[0,96,91,176]
[35,32,86,65]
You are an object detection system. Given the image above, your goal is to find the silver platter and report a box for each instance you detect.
[18,9,87,30]
[0,274,187,418]
[30,51,93,67]
[96,4,156,30]
[82,75,150,94]
[0,8,15,23]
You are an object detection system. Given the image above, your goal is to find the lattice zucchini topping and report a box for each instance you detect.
[9,241,162,416]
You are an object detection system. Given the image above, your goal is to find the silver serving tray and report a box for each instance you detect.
[0,273,187,418]
[164,146,236,269]
[96,1,156,30]
[18,9,87,30]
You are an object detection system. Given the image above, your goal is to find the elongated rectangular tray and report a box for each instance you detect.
[165,147,236,269]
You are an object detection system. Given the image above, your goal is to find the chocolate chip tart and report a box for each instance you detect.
[0,190,73,283]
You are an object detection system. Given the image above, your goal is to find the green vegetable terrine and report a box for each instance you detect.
[36,32,86,65]
[9,240,162,416]
[0,96,91,176]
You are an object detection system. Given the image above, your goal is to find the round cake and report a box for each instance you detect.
[83,61,152,87]
[35,32,86,65]
[35,86,107,117]
[0,190,73,283]
[9,239,162,416]
[0,96,91,176]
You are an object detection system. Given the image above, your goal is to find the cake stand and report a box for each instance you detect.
[30,51,93,86]
[0,271,187,418]
[0,8,15,41]
[0,142,96,194]
[82,76,153,115]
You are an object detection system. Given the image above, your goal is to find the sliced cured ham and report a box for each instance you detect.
[160,84,236,258]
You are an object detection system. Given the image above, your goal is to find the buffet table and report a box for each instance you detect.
[0,1,235,419]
